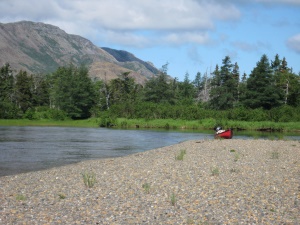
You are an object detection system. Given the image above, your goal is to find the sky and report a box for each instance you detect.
[1,0,300,81]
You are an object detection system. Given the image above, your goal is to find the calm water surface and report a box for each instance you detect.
[0,126,299,176]
[0,126,213,176]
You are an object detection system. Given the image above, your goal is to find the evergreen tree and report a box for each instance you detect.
[72,65,97,118]
[286,72,300,107]
[193,72,203,91]
[193,71,208,103]
[272,55,300,106]
[15,70,33,113]
[31,74,50,107]
[109,72,137,105]
[143,63,175,104]
[0,63,14,103]
[209,56,239,109]
[271,53,281,72]
[238,72,248,106]
[244,54,283,109]
[0,63,19,118]
[50,65,96,119]
[177,72,195,105]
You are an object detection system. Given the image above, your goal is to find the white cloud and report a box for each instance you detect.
[67,0,240,30]
[0,0,241,47]
[162,32,210,45]
[287,34,300,53]
[1,0,298,50]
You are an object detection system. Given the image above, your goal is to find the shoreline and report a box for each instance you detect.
[1,139,300,224]
[1,118,300,132]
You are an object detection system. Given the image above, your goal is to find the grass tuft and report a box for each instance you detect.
[82,171,96,188]
[16,194,26,201]
[170,192,177,206]
[58,193,66,199]
[175,149,186,160]
[271,150,279,159]
[142,183,151,193]
[211,167,220,176]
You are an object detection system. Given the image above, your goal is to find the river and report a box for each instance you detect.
[0,126,299,176]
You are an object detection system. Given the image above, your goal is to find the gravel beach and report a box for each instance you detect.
[1,139,299,224]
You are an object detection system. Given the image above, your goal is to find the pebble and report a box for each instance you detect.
[0,139,299,224]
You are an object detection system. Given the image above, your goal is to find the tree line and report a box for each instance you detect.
[1,54,300,122]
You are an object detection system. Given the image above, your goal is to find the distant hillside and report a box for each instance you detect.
[102,47,159,77]
[0,21,159,83]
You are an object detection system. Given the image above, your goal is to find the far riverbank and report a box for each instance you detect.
[1,118,300,132]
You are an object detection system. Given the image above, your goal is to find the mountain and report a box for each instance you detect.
[0,21,159,83]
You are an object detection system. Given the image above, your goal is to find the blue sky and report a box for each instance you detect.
[1,0,299,81]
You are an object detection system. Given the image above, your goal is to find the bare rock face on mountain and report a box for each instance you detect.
[0,21,159,83]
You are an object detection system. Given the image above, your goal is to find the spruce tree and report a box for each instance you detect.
[209,56,239,110]
[50,65,96,119]
[15,70,33,113]
[244,54,283,109]
[143,63,175,104]
[0,63,19,118]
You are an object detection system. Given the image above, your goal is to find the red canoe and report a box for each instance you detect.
[214,129,233,139]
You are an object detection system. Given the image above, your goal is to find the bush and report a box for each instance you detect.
[23,107,68,120]
[269,105,300,122]
[99,113,116,127]
[0,101,22,119]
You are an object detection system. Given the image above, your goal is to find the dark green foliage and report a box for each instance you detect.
[244,55,283,109]
[272,55,300,107]
[269,105,300,122]
[1,53,300,122]
[143,63,176,104]
[23,107,67,120]
[0,63,21,118]
[0,63,14,102]
[50,65,96,119]
[177,72,196,105]
[209,56,239,110]
[15,70,33,113]
[31,74,50,107]
[108,72,138,105]
[0,101,21,119]
[98,112,116,127]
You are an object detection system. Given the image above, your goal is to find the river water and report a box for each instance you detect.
[0,126,299,176]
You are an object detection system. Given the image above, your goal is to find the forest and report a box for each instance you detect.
[1,54,300,126]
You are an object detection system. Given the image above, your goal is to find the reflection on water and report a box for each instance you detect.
[0,126,299,176]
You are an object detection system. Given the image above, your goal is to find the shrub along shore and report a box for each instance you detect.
[1,118,300,132]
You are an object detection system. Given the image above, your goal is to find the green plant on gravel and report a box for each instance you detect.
[186,218,195,224]
[230,149,240,162]
[82,171,96,188]
[234,152,240,162]
[142,183,151,193]
[230,168,240,173]
[271,150,279,159]
[58,193,66,199]
[16,194,26,201]
[170,192,177,206]
[210,167,220,176]
[269,135,275,141]
[175,149,186,160]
